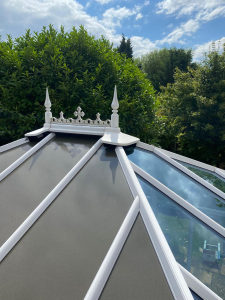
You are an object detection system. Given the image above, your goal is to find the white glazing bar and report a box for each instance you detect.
[0,139,102,262]
[131,161,225,238]
[136,141,155,152]
[215,168,225,179]
[179,264,222,300]
[116,146,193,300]
[0,133,55,182]
[84,196,139,300]
[154,148,225,201]
[0,137,29,153]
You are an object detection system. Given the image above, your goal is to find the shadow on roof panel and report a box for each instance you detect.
[125,146,225,227]
[138,175,225,299]
[0,134,99,246]
[0,145,133,300]
[0,140,37,173]
[100,214,174,300]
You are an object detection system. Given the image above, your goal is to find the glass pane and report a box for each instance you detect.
[0,140,37,173]
[0,146,133,300]
[0,134,99,246]
[177,160,225,193]
[190,290,203,300]
[138,175,225,299]
[100,214,174,300]
[125,146,225,227]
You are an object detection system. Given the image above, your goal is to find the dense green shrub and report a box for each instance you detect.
[157,47,225,167]
[0,25,156,145]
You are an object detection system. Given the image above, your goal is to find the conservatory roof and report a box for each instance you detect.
[0,87,225,300]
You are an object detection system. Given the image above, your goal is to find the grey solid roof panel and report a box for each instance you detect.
[125,146,225,227]
[0,140,37,173]
[138,175,225,299]
[100,214,174,300]
[0,134,98,246]
[178,160,225,193]
[0,146,133,300]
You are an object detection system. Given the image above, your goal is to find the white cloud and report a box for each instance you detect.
[131,36,156,57]
[136,13,143,20]
[157,18,199,44]
[86,1,91,8]
[167,23,173,28]
[193,37,225,61]
[144,0,150,5]
[101,5,142,28]
[94,0,113,4]
[156,0,225,44]
[0,0,153,57]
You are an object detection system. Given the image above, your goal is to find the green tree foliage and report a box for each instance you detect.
[117,34,133,59]
[0,25,156,146]
[157,46,225,168]
[137,47,194,92]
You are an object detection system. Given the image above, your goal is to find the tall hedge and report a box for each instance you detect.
[0,25,156,145]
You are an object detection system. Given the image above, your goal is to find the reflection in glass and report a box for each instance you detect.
[177,160,225,194]
[138,175,225,299]
[125,146,225,227]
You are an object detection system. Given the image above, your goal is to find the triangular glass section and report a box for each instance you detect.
[100,214,174,300]
[0,145,133,300]
[125,146,225,227]
[190,290,203,300]
[0,134,99,246]
[177,160,225,193]
[0,140,37,173]
[138,175,225,299]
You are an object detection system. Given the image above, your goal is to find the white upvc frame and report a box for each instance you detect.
[154,148,225,201]
[0,138,102,262]
[131,161,225,238]
[137,141,225,180]
[0,137,29,153]
[115,146,193,300]
[179,264,222,300]
[84,196,139,300]
[0,133,55,182]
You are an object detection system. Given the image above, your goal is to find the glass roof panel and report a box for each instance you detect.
[100,214,174,300]
[190,290,203,300]
[0,145,133,300]
[125,146,225,227]
[138,175,225,299]
[0,140,37,173]
[0,134,99,246]
[177,160,225,193]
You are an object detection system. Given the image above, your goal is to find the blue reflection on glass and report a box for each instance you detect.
[138,175,225,299]
[125,146,225,227]
[178,160,225,194]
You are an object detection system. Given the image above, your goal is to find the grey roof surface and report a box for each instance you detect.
[0,145,133,300]
[100,214,174,300]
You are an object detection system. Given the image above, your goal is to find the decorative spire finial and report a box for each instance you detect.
[111,85,119,128]
[44,87,52,124]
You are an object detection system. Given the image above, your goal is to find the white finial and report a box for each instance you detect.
[45,87,52,124]
[111,85,119,128]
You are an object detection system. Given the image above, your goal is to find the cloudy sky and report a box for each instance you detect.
[0,0,225,60]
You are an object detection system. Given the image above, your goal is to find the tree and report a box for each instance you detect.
[117,34,133,59]
[0,25,155,146]
[157,45,225,168]
[137,47,194,92]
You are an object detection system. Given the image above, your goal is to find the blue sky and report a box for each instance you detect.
[0,0,225,60]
